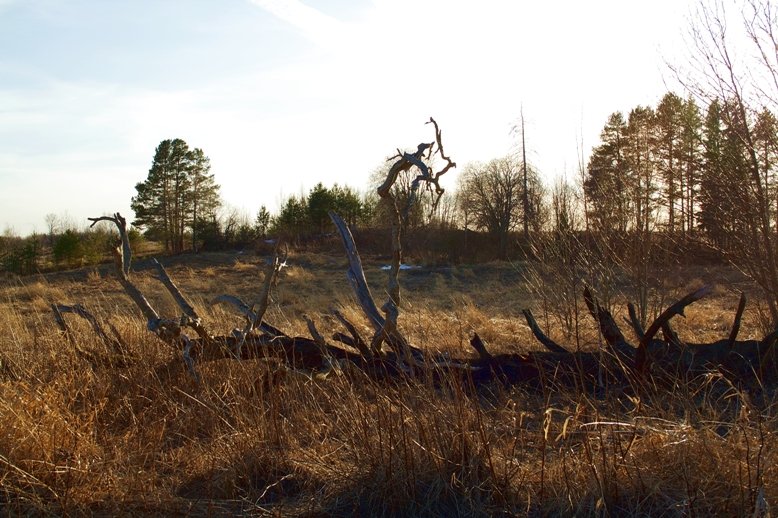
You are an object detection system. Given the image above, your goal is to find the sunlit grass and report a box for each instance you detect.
[0,254,774,515]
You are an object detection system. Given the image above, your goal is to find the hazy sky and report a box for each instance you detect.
[0,0,694,236]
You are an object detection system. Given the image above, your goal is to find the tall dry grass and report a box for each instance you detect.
[0,256,775,516]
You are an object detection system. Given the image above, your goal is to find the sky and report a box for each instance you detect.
[0,0,695,236]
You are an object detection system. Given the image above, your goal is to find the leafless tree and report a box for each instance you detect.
[457,156,545,259]
[671,0,778,324]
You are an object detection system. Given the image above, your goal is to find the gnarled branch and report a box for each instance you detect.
[332,308,372,358]
[636,285,713,373]
[583,285,633,358]
[727,292,747,352]
[153,259,210,342]
[522,309,570,354]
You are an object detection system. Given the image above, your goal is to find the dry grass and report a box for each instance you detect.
[0,253,775,516]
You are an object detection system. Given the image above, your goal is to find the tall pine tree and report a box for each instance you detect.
[585,112,630,232]
[131,139,221,253]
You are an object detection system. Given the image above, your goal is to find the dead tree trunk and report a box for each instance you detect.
[49,123,777,395]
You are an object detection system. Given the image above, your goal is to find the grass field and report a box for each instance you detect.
[0,251,775,516]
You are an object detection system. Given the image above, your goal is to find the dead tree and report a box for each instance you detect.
[51,122,777,395]
[332,117,456,368]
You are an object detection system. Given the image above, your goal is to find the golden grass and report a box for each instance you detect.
[0,254,775,515]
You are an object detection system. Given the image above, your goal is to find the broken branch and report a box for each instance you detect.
[636,285,713,373]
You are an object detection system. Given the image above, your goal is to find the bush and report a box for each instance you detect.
[53,230,83,266]
[0,237,40,275]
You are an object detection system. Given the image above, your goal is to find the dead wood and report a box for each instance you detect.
[331,309,372,358]
[727,292,747,352]
[329,211,385,335]
[52,303,119,350]
[469,333,493,361]
[583,285,634,359]
[304,314,332,361]
[49,122,777,395]
[72,213,778,392]
[152,259,210,342]
[626,302,645,340]
[661,321,685,350]
[356,117,457,367]
[521,309,570,354]
[636,286,712,373]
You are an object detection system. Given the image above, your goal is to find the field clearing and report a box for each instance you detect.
[0,252,775,516]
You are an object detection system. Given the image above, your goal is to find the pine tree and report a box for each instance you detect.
[753,109,778,231]
[678,97,703,236]
[624,106,658,234]
[585,112,630,232]
[698,100,727,246]
[656,93,684,233]
[187,147,220,251]
[131,139,220,253]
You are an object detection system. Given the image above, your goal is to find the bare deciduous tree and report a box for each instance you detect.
[672,0,778,324]
[458,156,545,258]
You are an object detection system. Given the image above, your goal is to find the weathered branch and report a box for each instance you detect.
[88,213,131,277]
[522,309,570,354]
[232,247,285,357]
[211,294,287,337]
[51,303,72,340]
[626,302,645,340]
[207,245,287,357]
[152,259,210,342]
[759,327,778,357]
[332,309,373,358]
[88,213,180,343]
[329,211,385,334]
[212,294,254,320]
[377,143,432,199]
[469,333,493,361]
[51,303,132,368]
[359,118,457,367]
[661,321,684,350]
[636,285,713,373]
[253,245,286,325]
[727,292,747,352]
[332,332,358,348]
[304,315,332,362]
[583,286,633,357]
[52,303,118,350]
[180,336,200,384]
[425,117,457,211]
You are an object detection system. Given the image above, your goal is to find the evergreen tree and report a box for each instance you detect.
[678,97,703,236]
[131,139,221,253]
[698,100,752,249]
[698,100,728,246]
[307,182,337,234]
[656,93,684,233]
[187,147,220,251]
[331,184,364,227]
[753,109,778,230]
[273,195,309,243]
[254,205,271,238]
[624,106,658,234]
[585,112,630,232]
[52,229,82,266]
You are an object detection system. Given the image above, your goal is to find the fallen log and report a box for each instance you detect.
[57,208,778,393]
[48,121,777,395]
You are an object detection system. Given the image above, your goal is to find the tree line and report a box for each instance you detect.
[4,0,778,328]
[582,94,778,246]
[4,91,774,271]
